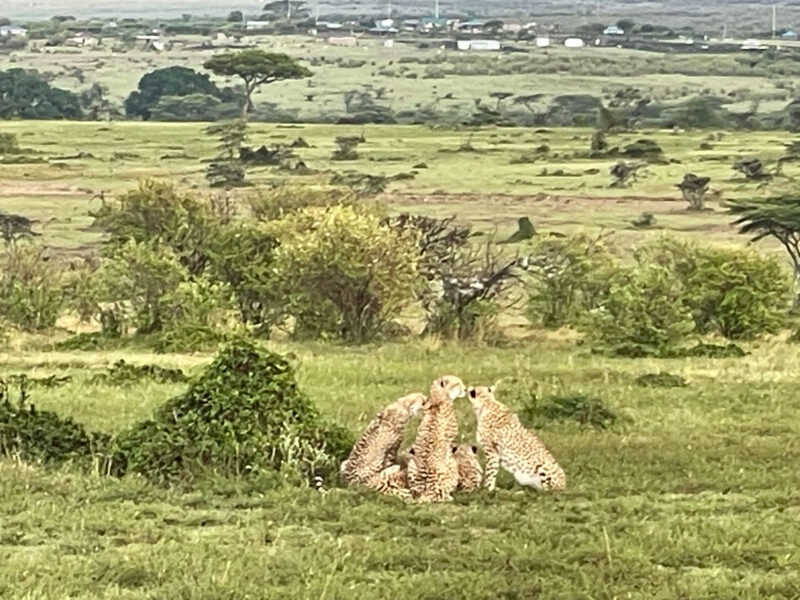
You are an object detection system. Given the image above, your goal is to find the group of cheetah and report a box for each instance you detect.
[340,375,566,503]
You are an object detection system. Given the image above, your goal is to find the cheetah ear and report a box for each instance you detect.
[452,445,458,453]
[468,388,477,398]
[489,385,495,394]
[471,445,478,454]
[440,379,445,387]
[408,447,415,455]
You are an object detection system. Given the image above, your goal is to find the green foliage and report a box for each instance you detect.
[91,359,188,385]
[0,68,81,119]
[205,120,249,188]
[90,180,229,276]
[525,233,620,329]
[520,393,621,430]
[635,372,688,388]
[109,339,352,485]
[148,93,240,122]
[124,66,236,120]
[0,378,108,465]
[248,185,355,222]
[581,263,695,357]
[204,50,311,119]
[206,223,281,331]
[0,242,66,331]
[638,237,792,339]
[154,278,233,352]
[97,240,186,335]
[677,342,747,358]
[268,205,420,342]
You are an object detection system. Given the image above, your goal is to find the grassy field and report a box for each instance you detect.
[3,120,800,255]
[3,110,800,596]
[2,338,800,598]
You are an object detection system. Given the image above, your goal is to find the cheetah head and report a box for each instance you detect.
[396,392,426,417]
[466,385,495,416]
[430,375,466,403]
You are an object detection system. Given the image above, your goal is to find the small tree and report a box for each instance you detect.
[205,120,248,188]
[677,173,711,211]
[733,158,771,182]
[269,205,420,342]
[204,50,311,120]
[0,242,66,331]
[525,232,620,329]
[728,195,800,304]
[331,135,363,161]
[610,161,645,187]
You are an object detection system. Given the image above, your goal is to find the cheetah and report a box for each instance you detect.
[453,443,483,492]
[466,385,566,491]
[340,392,426,494]
[406,375,465,502]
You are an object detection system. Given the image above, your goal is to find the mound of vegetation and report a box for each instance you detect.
[109,339,353,485]
[0,379,108,464]
[91,359,188,385]
[676,343,747,358]
[520,393,621,430]
[635,372,688,388]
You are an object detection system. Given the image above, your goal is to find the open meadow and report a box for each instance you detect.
[1,114,800,598]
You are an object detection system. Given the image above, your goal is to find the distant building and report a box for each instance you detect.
[459,19,486,33]
[0,25,27,37]
[65,32,100,47]
[245,20,271,30]
[457,39,500,51]
[741,39,768,50]
[328,36,358,47]
[564,37,585,48]
[782,29,799,40]
[421,17,450,31]
[603,25,625,36]
[502,23,523,33]
[535,35,550,47]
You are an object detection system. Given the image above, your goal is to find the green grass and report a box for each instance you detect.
[3,120,800,256]
[2,339,800,598]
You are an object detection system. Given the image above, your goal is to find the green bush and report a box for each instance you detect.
[581,263,695,357]
[637,237,791,339]
[91,359,188,386]
[248,185,355,222]
[109,339,353,485]
[0,378,109,465]
[154,279,234,352]
[520,393,621,430]
[635,372,688,388]
[268,205,420,342]
[90,180,229,276]
[526,233,621,329]
[97,240,186,335]
[0,242,67,331]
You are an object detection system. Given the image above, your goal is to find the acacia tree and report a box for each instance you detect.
[728,195,800,304]
[204,50,311,120]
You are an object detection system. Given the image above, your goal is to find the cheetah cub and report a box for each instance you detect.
[453,444,483,492]
[467,386,566,491]
[340,392,426,497]
[407,375,465,503]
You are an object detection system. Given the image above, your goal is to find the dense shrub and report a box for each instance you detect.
[635,372,688,388]
[148,93,240,122]
[525,233,621,329]
[0,68,81,119]
[520,393,621,430]
[268,205,420,342]
[637,237,791,339]
[0,378,109,464]
[248,185,355,222]
[0,242,67,331]
[96,240,186,335]
[90,180,229,276]
[125,66,238,120]
[581,263,695,357]
[110,339,353,485]
[91,360,188,385]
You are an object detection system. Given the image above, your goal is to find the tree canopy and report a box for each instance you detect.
[0,69,81,119]
[124,66,236,120]
[204,50,311,120]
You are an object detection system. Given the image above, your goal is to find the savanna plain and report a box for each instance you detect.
[2,33,800,600]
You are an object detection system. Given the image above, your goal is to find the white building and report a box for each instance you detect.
[535,35,550,47]
[564,37,585,48]
[245,20,271,30]
[457,39,501,51]
[0,25,27,37]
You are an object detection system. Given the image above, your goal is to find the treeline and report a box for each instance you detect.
[1,181,797,357]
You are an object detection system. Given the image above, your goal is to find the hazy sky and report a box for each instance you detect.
[0,0,268,20]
